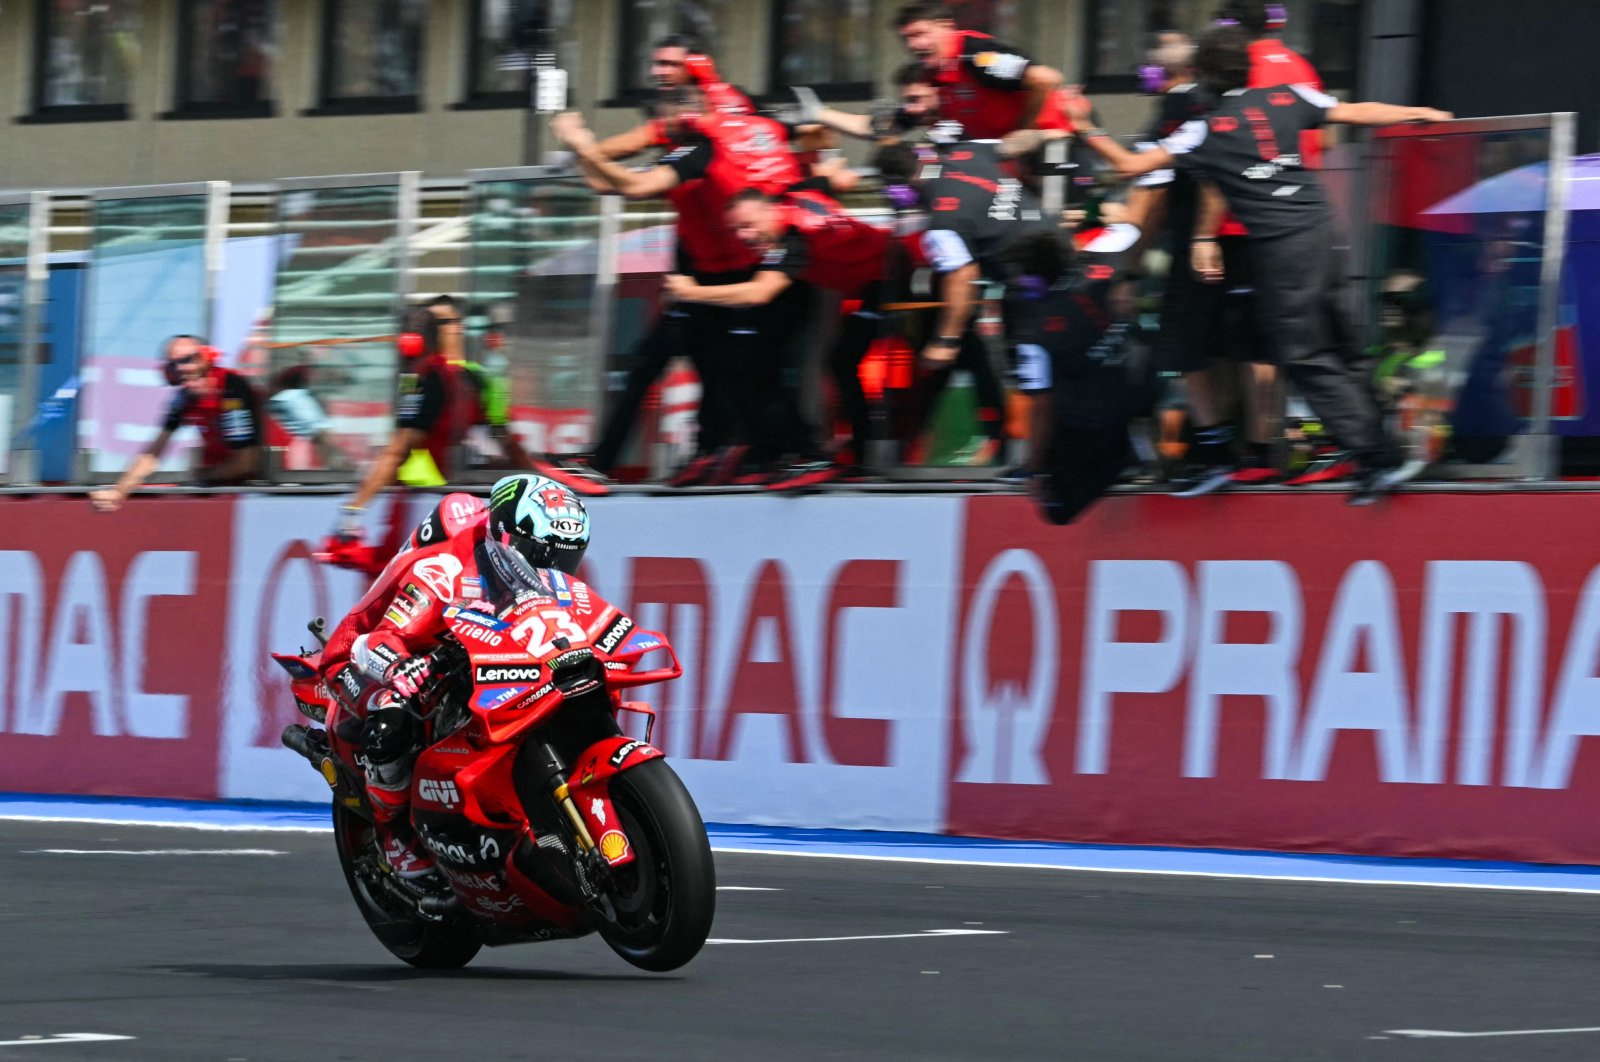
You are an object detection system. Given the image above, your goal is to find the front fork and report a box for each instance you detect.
[527,742,612,901]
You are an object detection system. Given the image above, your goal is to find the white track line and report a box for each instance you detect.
[716,886,782,892]
[0,1034,135,1048]
[709,928,1008,945]
[26,849,285,856]
[1387,1026,1600,1039]
[0,814,329,833]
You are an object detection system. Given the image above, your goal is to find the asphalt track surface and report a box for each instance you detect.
[5,819,1600,1061]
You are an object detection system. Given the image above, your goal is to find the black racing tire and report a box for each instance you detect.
[332,802,482,969]
[596,758,716,972]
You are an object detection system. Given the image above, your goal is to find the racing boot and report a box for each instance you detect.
[359,696,442,885]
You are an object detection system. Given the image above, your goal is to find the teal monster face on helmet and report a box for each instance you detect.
[488,474,590,575]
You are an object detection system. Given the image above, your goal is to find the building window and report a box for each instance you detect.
[946,0,1026,41]
[176,0,278,115]
[32,0,141,117]
[1085,0,1362,92]
[466,0,526,104]
[770,0,874,98]
[319,0,426,110]
[615,0,733,100]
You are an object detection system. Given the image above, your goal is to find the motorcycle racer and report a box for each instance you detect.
[320,474,605,883]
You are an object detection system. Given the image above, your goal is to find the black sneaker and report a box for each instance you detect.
[1348,465,1412,507]
[1170,462,1236,498]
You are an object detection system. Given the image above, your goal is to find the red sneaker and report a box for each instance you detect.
[1231,465,1283,485]
[1285,451,1359,486]
[769,460,844,493]
[667,452,720,488]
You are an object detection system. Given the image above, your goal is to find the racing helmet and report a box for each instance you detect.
[487,474,590,575]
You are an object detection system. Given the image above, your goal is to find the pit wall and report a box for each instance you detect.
[4,491,1599,864]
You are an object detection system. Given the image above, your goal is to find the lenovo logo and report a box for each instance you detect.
[475,664,541,684]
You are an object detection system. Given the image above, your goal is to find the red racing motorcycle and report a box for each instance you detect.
[273,561,715,971]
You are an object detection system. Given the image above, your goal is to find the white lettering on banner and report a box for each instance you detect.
[1186,561,1300,780]
[0,552,43,733]
[2,550,199,738]
[1415,562,1544,787]
[578,496,961,834]
[119,552,196,738]
[957,549,1056,785]
[1078,560,1192,776]
[1537,564,1600,790]
[27,552,116,736]
[1295,561,1412,783]
[1060,556,1600,791]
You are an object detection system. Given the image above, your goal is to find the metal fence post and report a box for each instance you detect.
[1524,111,1576,481]
[8,190,50,485]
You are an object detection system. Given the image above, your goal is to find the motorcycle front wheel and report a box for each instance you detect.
[332,802,481,969]
[596,758,717,972]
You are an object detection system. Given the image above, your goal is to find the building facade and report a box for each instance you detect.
[0,0,1371,191]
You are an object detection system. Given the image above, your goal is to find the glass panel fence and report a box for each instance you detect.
[0,201,32,479]
[270,177,409,475]
[467,173,609,472]
[79,187,217,476]
[1368,117,1570,479]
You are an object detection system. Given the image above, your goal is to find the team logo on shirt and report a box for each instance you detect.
[973,51,1028,80]
[1268,91,1296,107]
[1210,116,1240,133]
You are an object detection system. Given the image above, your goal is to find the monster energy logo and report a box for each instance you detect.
[490,480,521,509]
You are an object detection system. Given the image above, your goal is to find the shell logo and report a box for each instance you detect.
[599,830,631,864]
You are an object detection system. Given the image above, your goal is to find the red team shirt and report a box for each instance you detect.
[931,30,1072,140]
[759,191,890,297]
[663,113,803,275]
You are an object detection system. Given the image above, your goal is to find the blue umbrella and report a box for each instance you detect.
[1423,155,1600,217]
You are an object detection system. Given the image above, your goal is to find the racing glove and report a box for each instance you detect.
[386,655,433,699]
[334,503,365,542]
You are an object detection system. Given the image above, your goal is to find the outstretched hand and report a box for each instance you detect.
[550,111,595,151]
[1059,85,1094,125]
[90,488,124,513]
[663,273,696,302]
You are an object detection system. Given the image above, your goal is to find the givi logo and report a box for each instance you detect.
[0,500,232,798]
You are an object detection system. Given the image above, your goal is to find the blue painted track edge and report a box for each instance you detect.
[2,793,1597,893]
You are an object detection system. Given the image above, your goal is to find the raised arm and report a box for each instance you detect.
[90,430,173,512]
[553,112,685,200]
[1327,102,1453,128]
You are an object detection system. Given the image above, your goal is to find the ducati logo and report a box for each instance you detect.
[413,555,463,600]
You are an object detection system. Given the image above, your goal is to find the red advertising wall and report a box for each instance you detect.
[0,499,234,798]
[7,490,1600,865]
[950,493,1600,864]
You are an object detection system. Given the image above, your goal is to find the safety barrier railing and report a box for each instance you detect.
[0,114,1584,489]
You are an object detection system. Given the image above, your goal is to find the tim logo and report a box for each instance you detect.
[1210,116,1240,133]
[417,779,460,807]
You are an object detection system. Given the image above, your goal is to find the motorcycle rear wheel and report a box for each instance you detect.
[332,802,482,969]
[596,758,716,972]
